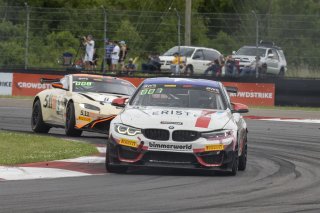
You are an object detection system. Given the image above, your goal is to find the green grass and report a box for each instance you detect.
[0,131,99,165]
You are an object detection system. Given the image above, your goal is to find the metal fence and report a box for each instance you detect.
[0,5,319,77]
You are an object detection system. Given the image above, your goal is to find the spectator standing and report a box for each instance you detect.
[142,53,161,73]
[105,39,115,72]
[240,56,262,77]
[171,52,183,75]
[118,41,128,70]
[112,41,120,73]
[224,55,238,77]
[203,59,221,77]
[82,34,95,71]
[123,58,136,76]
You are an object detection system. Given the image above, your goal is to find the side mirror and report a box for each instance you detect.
[232,51,236,55]
[231,102,249,114]
[111,98,128,107]
[52,82,64,89]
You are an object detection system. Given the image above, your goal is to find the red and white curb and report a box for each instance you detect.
[0,146,106,181]
[244,116,320,124]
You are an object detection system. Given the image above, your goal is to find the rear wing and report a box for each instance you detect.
[225,86,238,94]
[40,78,61,84]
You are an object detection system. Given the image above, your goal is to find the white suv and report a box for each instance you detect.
[159,46,222,75]
[233,42,287,77]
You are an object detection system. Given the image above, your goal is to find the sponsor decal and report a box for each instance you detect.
[223,82,275,106]
[160,121,183,125]
[78,116,91,122]
[195,110,215,128]
[149,142,192,151]
[206,87,219,93]
[164,84,176,88]
[153,110,192,116]
[74,81,93,86]
[205,144,224,151]
[140,88,163,95]
[12,73,63,96]
[119,138,138,148]
[0,73,13,95]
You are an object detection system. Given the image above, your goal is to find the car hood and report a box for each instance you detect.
[119,106,232,131]
[78,92,129,103]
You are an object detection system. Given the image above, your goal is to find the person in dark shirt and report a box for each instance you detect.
[141,53,161,73]
[105,39,115,72]
[204,59,221,77]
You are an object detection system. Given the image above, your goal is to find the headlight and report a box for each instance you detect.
[79,103,100,111]
[114,124,141,136]
[201,130,233,140]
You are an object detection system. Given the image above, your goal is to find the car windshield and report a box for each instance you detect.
[236,47,266,57]
[163,46,195,57]
[130,83,226,110]
[72,76,135,95]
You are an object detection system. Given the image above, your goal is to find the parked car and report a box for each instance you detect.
[106,77,249,176]
[31,74,136,136]
[232,41,287,77]
[159,46,222,75]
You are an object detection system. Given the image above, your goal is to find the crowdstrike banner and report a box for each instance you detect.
[12,73,63,96]
[0,73,13,95]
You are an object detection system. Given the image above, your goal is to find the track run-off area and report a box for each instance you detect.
[0,98,320,213]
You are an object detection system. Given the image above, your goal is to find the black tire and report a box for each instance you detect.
[105,143,128,173]
[184,65,194,76]
[230,151,239,176]
[65,102,82,137]
[238,143,247,171]
[31,99,51,133]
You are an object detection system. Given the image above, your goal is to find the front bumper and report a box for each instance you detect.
[107,135,236,171]
[76,115,116,133]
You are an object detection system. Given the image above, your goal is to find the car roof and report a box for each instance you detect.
[72,74,117,79]
[174,46,221,52]
[71,74,135,86]
[240,45,282,50]
[143,77,221,88]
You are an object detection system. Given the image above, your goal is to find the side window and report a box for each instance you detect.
[272,49,279,60]
[192,49,204,60]
[204,50,220,61]
[60,76,69,90]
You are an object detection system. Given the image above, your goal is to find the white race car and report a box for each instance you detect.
[106,77,249,176]
[31,74,136,136]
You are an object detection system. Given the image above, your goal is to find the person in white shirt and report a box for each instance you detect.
[111,41,120,73]
[240,56,262,77]
[83,34,95,71]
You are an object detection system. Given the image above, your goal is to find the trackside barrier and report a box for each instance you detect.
[1,70,319,107]
[0,72,275,106]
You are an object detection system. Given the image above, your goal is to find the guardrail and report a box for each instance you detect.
[0,69,319,107]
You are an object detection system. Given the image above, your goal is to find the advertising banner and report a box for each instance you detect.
[0,72,13,95]
[12,73,63,96]
[9,73,275,106]
[223,82,275,106]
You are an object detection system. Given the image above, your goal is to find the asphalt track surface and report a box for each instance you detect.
[0,98,320,213]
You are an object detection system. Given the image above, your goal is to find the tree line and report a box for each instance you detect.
[0,0,319,75]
